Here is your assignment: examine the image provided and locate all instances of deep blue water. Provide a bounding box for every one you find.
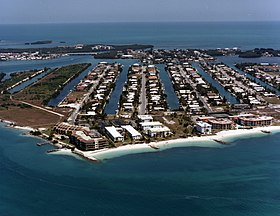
[1,22,280,50]
[157,64,180,110]
[1,22,280,215]
[104,59,138,114]
[1,124,280,215]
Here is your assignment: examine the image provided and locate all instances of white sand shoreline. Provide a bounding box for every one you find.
[1,120,280,162]
[81,126,280,161]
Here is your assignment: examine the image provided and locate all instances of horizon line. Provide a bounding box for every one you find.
[0,20,280,25]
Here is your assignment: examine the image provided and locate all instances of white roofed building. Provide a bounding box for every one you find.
[121,125,142,140]
[196,122,212,134]
[139,121,171,137]
[137,115,153,122]
[105,126,124,142]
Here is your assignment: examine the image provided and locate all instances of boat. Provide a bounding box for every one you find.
[261,130,271,134]
[212,139,230,145]
[149,144,160,150]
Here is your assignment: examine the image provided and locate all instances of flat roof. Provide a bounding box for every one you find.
[149,126,170,133]
[105,126,123,138]
[137,115,153,120]
[140,121,163,127]
[121,125,142,137]
[196,122,212,127]
[239,116,273,121]
[75,130,92,141]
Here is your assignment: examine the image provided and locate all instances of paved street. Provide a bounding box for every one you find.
[139,66,147,115]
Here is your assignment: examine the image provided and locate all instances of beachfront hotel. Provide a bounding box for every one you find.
[70,130,109,151]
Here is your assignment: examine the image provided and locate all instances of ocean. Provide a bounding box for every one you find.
[1,22,280,215]
[1,124,280,216]
[1,22,280,50]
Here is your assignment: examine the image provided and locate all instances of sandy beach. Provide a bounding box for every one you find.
[53,126,280,161]
[2,119,279,162]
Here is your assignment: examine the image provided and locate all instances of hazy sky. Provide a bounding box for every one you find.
[1,0,279,24]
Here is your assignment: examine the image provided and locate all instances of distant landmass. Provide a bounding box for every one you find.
[0,44,154,54]
[25,40,53,45]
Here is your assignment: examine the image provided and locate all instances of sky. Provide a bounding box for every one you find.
[0,0,279,24]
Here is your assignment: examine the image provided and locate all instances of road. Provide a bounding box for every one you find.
[139,66,147,115]
[19,101,65,117]
[178,67,213,113]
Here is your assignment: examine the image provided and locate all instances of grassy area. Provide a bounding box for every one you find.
[0,69,42,92]
[14,63,91,105]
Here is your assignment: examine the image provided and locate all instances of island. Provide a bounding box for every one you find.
[25,40,53,45]
[0,44,280,161]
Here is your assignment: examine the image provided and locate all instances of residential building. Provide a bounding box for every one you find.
[137,115,153,122]
[105,126,124,142]
[121,125,142,140]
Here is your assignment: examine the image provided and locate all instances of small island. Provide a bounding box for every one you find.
[25,40,53,45]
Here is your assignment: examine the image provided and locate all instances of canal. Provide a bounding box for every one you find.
[9,70,50,94]
[104,59,138,115]
[48,64,96,107]
[217,56,280,96]
[156,64,180,110]
[192,62,240,104]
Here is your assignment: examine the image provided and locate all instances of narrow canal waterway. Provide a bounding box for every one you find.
[9,69,50,94]
[104,59,138,115]
[156,64,180,110]
[192,62,240,104]
[47,64,96,107]
[217,56,280,96]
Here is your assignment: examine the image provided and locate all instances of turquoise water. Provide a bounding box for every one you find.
[1,124,280,215]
